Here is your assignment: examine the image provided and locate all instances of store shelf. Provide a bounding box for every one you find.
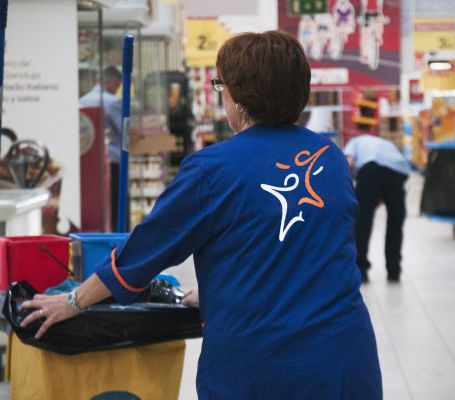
[426,141,455,150]
[129,165,163,180]
[129,154,168,227]
[129,183,166,198]
[426,214,455,224]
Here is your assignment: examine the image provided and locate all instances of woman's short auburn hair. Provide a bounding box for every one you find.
[216,30,311,125]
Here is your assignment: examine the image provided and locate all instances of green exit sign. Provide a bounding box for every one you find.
[289,0,328,15]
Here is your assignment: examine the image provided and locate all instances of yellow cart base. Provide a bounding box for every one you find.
[9,334,185,400]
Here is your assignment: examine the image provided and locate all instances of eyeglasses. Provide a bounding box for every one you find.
[211,78,224,92]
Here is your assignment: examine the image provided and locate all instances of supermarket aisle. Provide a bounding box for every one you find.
[0,172,454,399]
[173,172,455,400]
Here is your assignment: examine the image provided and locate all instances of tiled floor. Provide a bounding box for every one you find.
[1,172,454,399]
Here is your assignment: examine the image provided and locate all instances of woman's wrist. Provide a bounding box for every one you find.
[66,289,86,313]
[73,274,112,310]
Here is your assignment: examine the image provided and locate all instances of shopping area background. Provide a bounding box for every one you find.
[0,0,455,399]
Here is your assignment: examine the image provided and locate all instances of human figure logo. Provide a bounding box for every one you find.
[261,145,329,241]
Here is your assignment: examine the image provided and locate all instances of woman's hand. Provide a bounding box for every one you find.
[182,288,199,307]
[20,275,112,339]
[20,293,80,339]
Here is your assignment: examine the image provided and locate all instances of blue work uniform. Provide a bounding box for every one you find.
[95,123,382,400]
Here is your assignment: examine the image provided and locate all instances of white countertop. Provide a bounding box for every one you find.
[0,189,50,221]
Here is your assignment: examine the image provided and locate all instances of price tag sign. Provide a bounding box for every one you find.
[185,19,231,67]
[414,18,455,52]
[288,0,328,15]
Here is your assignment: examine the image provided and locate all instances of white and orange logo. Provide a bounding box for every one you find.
[260,145,329,241]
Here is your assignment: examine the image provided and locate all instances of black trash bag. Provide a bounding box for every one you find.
[421,148,455,217]
[3,280,202,356]
[136,279,185,304]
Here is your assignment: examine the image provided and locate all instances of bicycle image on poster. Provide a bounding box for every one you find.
[357,0,389,70]
[298,0,356,61]
[296,0,390,70]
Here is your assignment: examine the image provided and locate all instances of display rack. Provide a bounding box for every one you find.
[187,66,221,150]
[78,4,183,229]
[303,87,351,147]
[129,154,167,226]
[426,141,455,150]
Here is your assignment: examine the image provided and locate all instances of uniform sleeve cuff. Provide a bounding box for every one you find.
[94,251,144,305]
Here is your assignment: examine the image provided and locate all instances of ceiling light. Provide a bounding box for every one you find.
[428,61,452,71]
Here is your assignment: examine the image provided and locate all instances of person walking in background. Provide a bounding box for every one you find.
[22,31,382,399]
[80,66,142,231]
[344,134,411,283]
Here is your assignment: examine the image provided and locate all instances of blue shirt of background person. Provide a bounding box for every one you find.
[344,134,411,176]
[79,67,123,164]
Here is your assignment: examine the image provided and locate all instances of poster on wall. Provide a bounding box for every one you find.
[2,0,80,233]
[278,0,401,86]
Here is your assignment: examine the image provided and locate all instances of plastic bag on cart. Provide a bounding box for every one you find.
[3,280,202,355]
[420,148,455,217]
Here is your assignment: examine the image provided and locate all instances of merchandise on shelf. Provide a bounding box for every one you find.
[187,66,229,150]
[431,97,455,142]
[129,154,167,227]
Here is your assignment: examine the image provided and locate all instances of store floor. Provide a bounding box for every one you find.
[0,172,454,399]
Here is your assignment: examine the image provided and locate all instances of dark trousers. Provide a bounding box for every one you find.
[355,162,407,278]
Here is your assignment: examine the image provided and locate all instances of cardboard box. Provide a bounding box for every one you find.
[130,132,177,155]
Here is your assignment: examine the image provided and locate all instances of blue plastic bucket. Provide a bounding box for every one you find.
[69,233,129,281]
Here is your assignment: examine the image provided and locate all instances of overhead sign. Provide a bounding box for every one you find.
[185,18,231,67]
[414,18,455,52]
[288,0,328,15]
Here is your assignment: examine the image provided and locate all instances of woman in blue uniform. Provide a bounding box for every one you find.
[22,31,382,399]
